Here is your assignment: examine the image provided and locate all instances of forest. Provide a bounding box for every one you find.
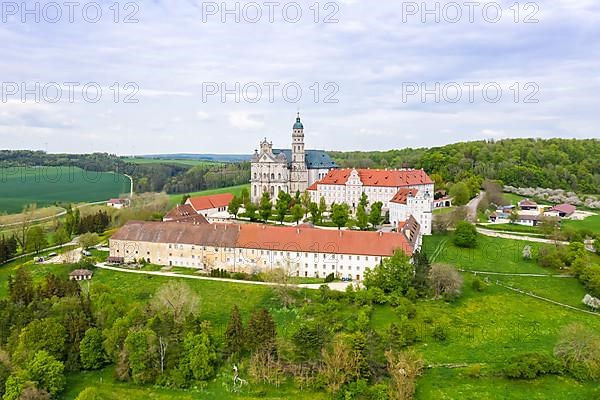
[330,138,600,193]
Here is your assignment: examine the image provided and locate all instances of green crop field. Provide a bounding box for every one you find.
[0,166,130,213]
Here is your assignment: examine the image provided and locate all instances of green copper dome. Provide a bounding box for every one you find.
[293,113,304,130]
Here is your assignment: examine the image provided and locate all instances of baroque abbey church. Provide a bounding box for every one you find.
[250,113,337,203]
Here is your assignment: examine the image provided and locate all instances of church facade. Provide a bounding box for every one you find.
[250,114,337,203]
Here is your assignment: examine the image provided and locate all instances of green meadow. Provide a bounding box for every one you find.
[1,232,599,399]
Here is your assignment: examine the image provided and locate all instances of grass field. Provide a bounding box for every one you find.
[169,184,250,206]
[3,231,600,399]
[562,213,600,232]
[478,223,542,235]
[0,166,130,213]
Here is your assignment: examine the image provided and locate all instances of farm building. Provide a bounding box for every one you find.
[69,269,93,281]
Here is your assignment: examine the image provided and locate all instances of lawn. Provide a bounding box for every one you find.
[424,234,546,274]
[169,184,250,206]
[0,166,130,213]
[478,223,542,235]
[562,213,600,232]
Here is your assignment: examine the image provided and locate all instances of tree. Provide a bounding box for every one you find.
[291,204,304,225]
[26,226,47,254]
[123,329,159,384]
[356,204,369,230]
[301,191,311,218]
[13,318,66,364]
[244,201,258,221]
[319,196,327,216]
[240,187,250,205]
[369,201,383,227]
[78,232,100,250]
[320,337,360,393]
[150,281,199,325]
[79,328,106,370]
[428,264,463,300]
[180,194,190,205]
[522,246,533,260]
[554,323,600,380]
[275,191,291,224]
[16,203,37,253]
[412,249,431,295]
[228,195,242,218]
[364,250,414,294]
[246,308,277,354]
[309,202,321,224]
[509,209,519,224]
[453,221,477,248]
[8,268,35,306]
[25,351,66,397]
[53,225,70,247]
[386,349,424,400]
[359,192,369,208]
[224,306,245,357]
[178,331,217,382]
[331,203,350,230]
[539,216,560,237]
[259,192,272,222]
[449,182,470,206]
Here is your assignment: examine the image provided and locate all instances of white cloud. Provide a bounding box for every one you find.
[228,112,264,131]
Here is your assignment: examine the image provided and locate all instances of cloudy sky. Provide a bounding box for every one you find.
[1,0,599,154]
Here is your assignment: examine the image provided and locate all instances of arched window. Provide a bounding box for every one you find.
[278,173,281,180]
[271,173,275,180]
[270,186,275,196]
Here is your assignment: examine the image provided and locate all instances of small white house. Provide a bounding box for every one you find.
[107,198,129,209]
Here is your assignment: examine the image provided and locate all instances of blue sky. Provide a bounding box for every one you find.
[1,0,599,154]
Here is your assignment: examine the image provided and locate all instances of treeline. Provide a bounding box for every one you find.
[0,151,250,194]
[330,138,600,193]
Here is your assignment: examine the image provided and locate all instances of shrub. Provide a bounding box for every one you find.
[394,296,417,319]
[324,273,335,283]
[432,324,448,341]
[554,323,600,381]
[471,277,485,292]
[504,352,562,379]
[429,264,464,300]
[466,363,482,378]
[453,221,477,248]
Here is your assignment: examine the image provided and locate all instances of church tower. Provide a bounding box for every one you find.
[290,112,308,194]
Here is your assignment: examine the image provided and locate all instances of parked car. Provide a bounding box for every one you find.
[81,250,92,257]
[48,252,57,257]
[34,257,45,263]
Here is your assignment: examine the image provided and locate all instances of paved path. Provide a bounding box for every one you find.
[476,227,569,245]
[466,191,484,222]
[95,263,351,291]
[458,268,572,278]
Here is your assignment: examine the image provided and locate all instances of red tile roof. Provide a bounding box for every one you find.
[310,169,433,188]
[549,204,576,215]
[163,204,209,224]
[111,221,414,257]
[518,199,538,206]
[186,193,234,211]
[390,188,419,204]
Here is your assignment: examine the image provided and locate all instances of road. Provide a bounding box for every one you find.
[0,201,107,229]
[466,191,484,222]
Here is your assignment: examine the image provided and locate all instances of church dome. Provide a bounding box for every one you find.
[293,113,303,130]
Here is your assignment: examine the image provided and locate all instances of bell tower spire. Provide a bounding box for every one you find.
[290,112,308,194]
